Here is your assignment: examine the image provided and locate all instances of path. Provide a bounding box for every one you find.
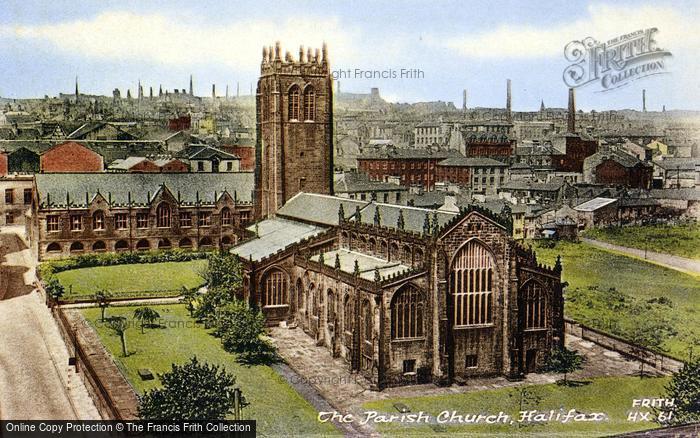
[0,228,99,420]
[581,237,700,275]
[270,325,648,436]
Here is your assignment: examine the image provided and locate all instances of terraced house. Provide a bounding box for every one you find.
[29,173,254,260]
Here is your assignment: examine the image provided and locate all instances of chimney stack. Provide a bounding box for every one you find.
[189,74,194,96]
[212,84,216,99]
[567,87,576,133]
[462,89,467,111]
[506,79,512,121]
[642,89,647,112]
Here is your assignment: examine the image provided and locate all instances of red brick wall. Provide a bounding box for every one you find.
[159,159,189,173]
[40,142,104,173]
[553,137,597,172]
[0,153,8,176]
[357,158,439,190]
[226,146,254,171]
[436,165,471,185]
[129,160,161,173]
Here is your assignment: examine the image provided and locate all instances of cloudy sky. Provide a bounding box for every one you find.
[0,0,698,110]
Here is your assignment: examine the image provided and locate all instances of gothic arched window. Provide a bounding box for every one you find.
[262,268,288,307]
[303,86,315,121]
[391,285,425,339]
[288,85,300,120]
[156,203,171,228]
[450,240,495,326]
[523,281,548,329]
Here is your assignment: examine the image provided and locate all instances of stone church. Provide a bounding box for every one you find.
[231,43,564,389]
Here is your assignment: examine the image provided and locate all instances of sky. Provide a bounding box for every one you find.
[0,0,698,111]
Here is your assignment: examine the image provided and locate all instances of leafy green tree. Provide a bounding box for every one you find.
[543,347,584,385]
[139,357,247,420]
[45,277,65,303]
[660,358,700,426]
[217,300,276,364]
[179,286,199,317]
[203,250,243,290]
[194,286,237,325]
[133,307,161,334]
[106,316,130,357]
[94,290,112,321]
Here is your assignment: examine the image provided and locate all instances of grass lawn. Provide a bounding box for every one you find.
[362,376,670,436]
[56,260,207,300]
[532,241,700,360]
[582,223,700,260]
[80,304,338,437]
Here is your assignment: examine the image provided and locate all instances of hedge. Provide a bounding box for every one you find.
[39,249,210,279]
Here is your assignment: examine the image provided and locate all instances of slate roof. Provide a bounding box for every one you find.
[500,179,566,192]
[230,217,327,262]
[437,157,508,167]
[310,249,411,282]
[653,158,698,171]
[353,202,458,234]
[35,173,254,207]
[408,191,447,208]
[574,197,618,212]
[180,144,240,160]
[277,193,369,226]
[358,147,462,160]
[334,172,406,193]
[108,156,148,171]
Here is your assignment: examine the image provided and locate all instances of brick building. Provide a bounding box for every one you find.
[29,173,254,260]
[254,42,334,219]
[436,157,509,194]
[40,141,104,173]
[0,175,34,226]
[357,148,461,191]
[551,134,598,173]
[583,150,653,189]
[168,115,191,131]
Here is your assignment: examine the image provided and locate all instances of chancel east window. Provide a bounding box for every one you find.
[450,241,494,326]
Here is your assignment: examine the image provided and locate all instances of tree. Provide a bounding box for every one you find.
[139,357,247,420]
[203,250,243,290]
[179,286,199,317]
[94,290,112,321]
[45,277,65,303]
[133,307,160,334]
[543,347,584,385]
[217,300,276,364]
[660,358,700,426]
[194,286,237,325]
[106,316,130,357]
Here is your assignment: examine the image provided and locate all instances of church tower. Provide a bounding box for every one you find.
[254,41,334,219]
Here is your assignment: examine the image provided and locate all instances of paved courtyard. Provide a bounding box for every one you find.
[0,228,99,420]
[270,324,648,434]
